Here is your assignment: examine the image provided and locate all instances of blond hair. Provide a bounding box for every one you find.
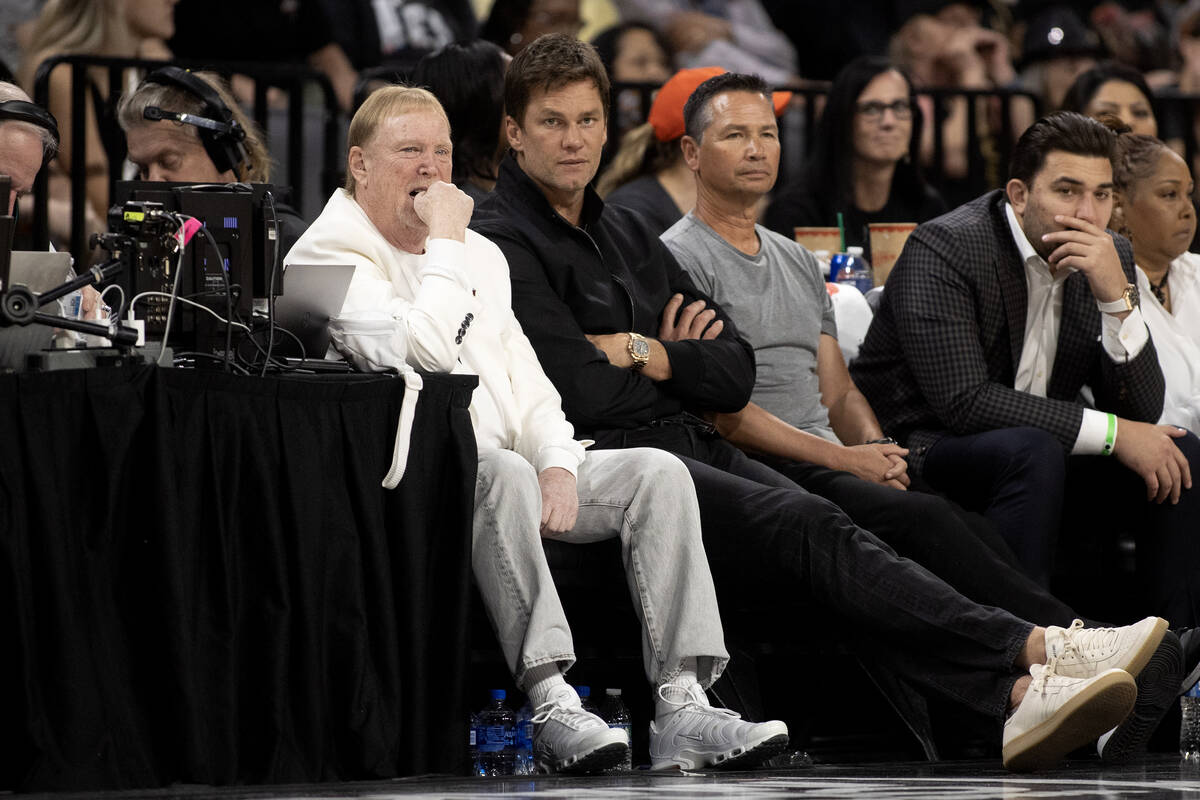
[19,0,122,89]
[117,70,272,183]
[345,85,450,196]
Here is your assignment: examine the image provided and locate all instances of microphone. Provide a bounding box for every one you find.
[179,216,203,247]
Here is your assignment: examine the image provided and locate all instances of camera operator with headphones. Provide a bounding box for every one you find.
[0,80,103,369]
[116,67,308,252]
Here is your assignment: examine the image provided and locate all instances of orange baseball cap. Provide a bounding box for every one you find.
[646,66,793,142]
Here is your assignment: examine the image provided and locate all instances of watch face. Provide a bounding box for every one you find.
[1126,283,1140,309]
[632,338,650,358]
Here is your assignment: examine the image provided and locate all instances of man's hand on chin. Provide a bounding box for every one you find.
[413,180,473,241]
[1042,215,1129,314]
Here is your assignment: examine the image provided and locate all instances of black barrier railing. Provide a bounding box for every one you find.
[31,55,342,264]
[605,81,1042,203]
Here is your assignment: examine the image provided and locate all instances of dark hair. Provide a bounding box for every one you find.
[504,32,610,129]
[1008,111,1116,185]
[1112,131,1173,195]
[412,40,508,187]
[1061,61,1157,120]
[800,55,926,216]
[591,21,672,81]
[682,72,770,141]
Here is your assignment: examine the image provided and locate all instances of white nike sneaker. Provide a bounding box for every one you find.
[1002,659,1136,772]
[1045,617,1168,680]
[531,684,628,774]
[649,683,789,771]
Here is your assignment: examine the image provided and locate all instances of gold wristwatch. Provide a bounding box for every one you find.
[627,332,650,371]
[1096,283,1140,314]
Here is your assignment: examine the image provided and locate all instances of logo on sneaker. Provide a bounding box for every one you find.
[680,732,706,742]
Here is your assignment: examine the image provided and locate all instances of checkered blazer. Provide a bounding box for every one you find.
[851,189,1165,474]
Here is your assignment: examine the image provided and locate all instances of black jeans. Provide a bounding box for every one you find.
[923,426,1200,627]
[609,421,1032,719]
[755,453,1083,629]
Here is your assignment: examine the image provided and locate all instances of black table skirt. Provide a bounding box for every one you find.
[0,365,478,791]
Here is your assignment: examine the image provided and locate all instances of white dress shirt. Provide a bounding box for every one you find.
[1005,202,1149,454]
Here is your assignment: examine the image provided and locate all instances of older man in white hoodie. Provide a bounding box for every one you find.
[285,86,787,774]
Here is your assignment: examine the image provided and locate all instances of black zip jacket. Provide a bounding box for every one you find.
[470,155,756,446]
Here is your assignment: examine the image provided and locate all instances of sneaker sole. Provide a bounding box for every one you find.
[651,723,790,771]
[537,741,628,775]
[1003,670,1136,773]
[1101,631,1184,763]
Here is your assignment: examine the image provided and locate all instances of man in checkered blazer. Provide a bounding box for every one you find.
[852,112,1200,628]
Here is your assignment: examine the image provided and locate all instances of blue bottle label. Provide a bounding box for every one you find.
[479,725,513,751]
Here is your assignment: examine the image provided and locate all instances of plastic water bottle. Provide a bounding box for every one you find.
[831,246,874,294]
[601,688,633,771]
[477,689,515,776]
[468,711,483,776]
[1183,681,1200,760]
[514,700,534,775]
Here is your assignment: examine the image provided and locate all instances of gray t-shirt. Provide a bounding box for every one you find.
[662,211,839,442]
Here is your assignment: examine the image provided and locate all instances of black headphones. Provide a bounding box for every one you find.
[0,100,59,166]
[141,66,248,177]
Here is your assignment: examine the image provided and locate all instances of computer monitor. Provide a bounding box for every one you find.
[110,181,284,350]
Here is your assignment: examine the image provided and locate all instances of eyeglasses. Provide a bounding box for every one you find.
[855,99,913,121]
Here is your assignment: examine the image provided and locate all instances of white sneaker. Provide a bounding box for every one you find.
[1045,617,1168,680]
[1002,659,1136,772]
[531,684,628,774]
[649,683,789,771]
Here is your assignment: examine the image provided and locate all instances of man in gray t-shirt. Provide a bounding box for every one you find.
[663,211,839,444]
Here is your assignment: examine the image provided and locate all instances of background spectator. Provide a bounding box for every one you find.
[1063,60,1200,252]
[319,0,478,74]
[612,0,798,85]
[1061,60,1161,137]
[1110,129,1200,432]
[0,0,44,82]
[169,0,358,111]
[890,10,1030,202]
[593,20,674,147]
[481,0,584,56]
[1016,4,1103,112]
[409,39,509,201]
[592,20,672,84]
[763,55,945,261]
[19,0,176,238]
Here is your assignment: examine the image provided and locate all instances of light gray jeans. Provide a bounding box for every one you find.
[473,446,729,691]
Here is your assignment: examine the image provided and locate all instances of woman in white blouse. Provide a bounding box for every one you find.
[1111,130,1200,431]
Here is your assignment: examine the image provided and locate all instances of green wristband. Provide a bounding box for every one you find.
[1101,413,1116,456]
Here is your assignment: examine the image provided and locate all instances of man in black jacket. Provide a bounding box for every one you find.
[469,32,1174,770]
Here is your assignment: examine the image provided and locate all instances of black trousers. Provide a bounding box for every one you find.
[923,426,1200,627]
[755,454,1083,629]
[607,421,1032,720]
